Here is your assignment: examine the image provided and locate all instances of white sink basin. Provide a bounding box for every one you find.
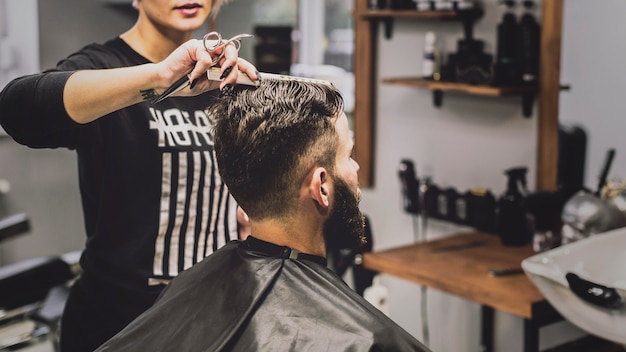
[522,227,626,345]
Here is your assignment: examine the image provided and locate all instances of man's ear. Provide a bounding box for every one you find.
[310,167,330,208]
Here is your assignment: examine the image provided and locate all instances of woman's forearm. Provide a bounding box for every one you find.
[63,63,167,124]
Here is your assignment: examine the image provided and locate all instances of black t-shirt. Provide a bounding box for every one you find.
[0,37,237,335]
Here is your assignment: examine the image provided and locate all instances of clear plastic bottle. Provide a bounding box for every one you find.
[421,31,441,80]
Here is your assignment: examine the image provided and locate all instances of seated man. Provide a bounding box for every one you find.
[95,80,429,351]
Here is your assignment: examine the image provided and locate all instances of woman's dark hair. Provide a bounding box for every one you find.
[209,79,344,220]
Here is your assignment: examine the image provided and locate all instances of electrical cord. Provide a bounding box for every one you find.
[412,212,429,347]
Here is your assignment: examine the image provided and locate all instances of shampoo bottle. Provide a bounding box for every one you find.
[517,0,541,86]
[467,187,497,233]
[421,31,441,80]
[497,167,531,246]
[494,0,520,86]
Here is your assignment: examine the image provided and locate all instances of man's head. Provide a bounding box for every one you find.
[209,80,366,249]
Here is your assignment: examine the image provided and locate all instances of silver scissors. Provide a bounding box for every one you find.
[152,32,254,104]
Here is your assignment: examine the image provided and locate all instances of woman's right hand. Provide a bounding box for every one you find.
[157,38,258,95]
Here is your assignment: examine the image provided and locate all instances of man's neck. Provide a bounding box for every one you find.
[250,217,326,257]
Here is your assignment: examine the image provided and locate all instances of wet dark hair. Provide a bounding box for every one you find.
[209,79,344,220]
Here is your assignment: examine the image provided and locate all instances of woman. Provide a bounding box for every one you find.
[0,1,257,350]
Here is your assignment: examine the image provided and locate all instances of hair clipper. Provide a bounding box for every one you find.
[398,159,420,215]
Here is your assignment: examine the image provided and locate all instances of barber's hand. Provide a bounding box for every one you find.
[156,39,258,96]
[204,39,258,90]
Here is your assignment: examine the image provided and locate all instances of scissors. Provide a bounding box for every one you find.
[152,32,254,104]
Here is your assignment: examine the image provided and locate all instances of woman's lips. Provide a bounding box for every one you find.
[175,3,202,16]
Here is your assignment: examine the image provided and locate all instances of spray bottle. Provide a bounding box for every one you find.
[497,167,532,246]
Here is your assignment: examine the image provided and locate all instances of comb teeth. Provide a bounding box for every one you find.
[256,72,334,87]
[206,67,333,87]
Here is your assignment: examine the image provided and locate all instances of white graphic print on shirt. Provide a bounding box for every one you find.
[148,107,233,284]
[148,107,213,147]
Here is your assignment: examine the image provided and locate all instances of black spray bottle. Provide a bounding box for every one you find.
[497,167,532,246]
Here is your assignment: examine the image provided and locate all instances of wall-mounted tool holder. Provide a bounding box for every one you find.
[424,183,498,233]
[397,159,499,233]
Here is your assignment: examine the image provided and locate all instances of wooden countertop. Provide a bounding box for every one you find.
[362,232,551,319]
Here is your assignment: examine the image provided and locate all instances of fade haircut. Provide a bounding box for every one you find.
[209,79,344,220]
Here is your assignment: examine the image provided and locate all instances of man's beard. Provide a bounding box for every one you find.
[323,177,367,251]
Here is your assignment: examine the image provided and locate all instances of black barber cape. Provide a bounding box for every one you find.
[95,236,430,351]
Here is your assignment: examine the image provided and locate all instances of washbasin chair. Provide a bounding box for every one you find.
[522,227,626,345]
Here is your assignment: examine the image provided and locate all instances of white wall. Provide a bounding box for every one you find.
[38,1,137,70]
[559,0,626,189]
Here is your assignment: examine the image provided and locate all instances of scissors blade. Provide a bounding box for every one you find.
[228,33,255,42]
[152,75,191,104]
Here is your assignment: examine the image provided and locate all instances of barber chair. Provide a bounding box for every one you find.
[328,215,377,296]
[0,191,80,350]
[0,213,30,243]
[0,252,80,351]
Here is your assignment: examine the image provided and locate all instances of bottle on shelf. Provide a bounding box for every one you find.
[467,187,497,233]
[413,0,440,11]
[368,0,380,10]
[497,167,533,246]
[517,0,541,86]
[394,0,420,9]
[421,31,442,80]
[441,187,458,222]
[493,0,520,86]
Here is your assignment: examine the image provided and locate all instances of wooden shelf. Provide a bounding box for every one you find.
[359,9,467,20]
[382,77,537,117]
[381,78,534,96]
[360,8,483,39]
